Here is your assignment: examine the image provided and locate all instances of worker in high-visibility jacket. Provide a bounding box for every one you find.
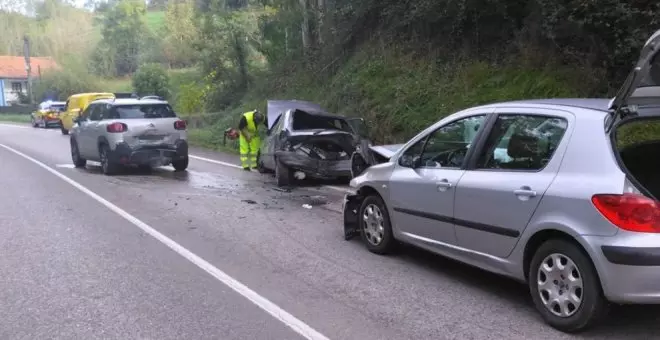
[238,110,265,170]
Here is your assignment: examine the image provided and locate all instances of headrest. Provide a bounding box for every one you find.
[507,132,539,159]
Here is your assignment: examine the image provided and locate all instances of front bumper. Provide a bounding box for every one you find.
[44,118,61,126]
[583,234,660,304]
[276,151,352,179]
[343,192,363,240]
[110,140,188,166]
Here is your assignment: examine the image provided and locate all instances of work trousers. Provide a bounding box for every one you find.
[239,135,260,168]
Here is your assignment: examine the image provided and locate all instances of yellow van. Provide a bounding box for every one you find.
[59,92,115,135]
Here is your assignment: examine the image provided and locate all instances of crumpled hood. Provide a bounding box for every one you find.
[368,143,405,159]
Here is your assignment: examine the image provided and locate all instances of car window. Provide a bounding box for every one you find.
[398,136,427,167]
[417,115,486,169]
[89,105,103,121]
[80,104,95,120]
[106,104,176,119]
[475,114,568,171]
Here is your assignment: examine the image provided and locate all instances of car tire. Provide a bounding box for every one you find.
[70,138,86,168]
[275,157,293,187]
[172,157,189,172]
[99,144,118,176]
[358,194,397,255]
[60,125,69,135]
[31,117,38,127]
[528,239,608,333]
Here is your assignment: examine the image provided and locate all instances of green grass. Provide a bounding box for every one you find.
[0,114,31,124]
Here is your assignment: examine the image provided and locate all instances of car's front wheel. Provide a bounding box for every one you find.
[60,124,69,135]
[172,157,189,172]
[99,144,118,175]
[70,139,86,168]
[358,194,397,254]
[528,239,608,333]
[31,117,38,127]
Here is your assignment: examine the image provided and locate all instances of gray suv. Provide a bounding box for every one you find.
[69,98,189,175]
[343,29,660,332]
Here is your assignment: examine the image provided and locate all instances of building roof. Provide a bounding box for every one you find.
[0,56,60,79]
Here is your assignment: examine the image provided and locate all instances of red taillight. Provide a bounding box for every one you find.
[106,122,127,133]
[174,120,186,130]
[592,193,660,233]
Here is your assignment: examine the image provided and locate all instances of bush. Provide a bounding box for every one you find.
[132,63,171,99]
[33,70,101,102]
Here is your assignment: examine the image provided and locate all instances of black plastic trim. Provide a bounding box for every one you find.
[601,245,660,266]
[393,207,520,238]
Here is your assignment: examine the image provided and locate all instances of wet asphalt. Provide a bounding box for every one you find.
[0,123,659,340]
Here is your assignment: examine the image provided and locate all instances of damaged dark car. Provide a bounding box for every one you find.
[256,100,369,187]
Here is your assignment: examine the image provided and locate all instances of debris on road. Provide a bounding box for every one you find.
[272,186,291,193]
[242,199,257,204]
[302,204,313,209]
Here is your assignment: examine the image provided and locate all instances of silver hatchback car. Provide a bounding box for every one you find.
[69,98,189,175]
[343,30,660,332]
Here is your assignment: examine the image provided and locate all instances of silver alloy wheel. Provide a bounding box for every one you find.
[537,253,584,317]
[362,204,385,246]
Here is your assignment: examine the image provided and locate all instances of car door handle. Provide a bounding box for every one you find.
[514,187,537,197]
[436,179,453,191]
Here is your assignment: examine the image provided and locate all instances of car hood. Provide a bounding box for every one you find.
[368,143,405,159]
[266,100,328,130]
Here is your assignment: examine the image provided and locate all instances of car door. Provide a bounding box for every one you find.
[388,114,488,247]
[85,104,106,159]
[453,108,572,258]
[77,104,97,158]
[262,112,285,170]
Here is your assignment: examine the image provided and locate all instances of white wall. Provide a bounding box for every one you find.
[2,78,28,105]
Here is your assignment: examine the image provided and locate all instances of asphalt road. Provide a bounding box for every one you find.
[1,123,659,340]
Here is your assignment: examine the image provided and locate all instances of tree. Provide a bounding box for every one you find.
[132,63,171,98]
[99,0,148,75]
[162,0,199,67]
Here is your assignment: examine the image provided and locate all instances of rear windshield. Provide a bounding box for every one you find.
[51,104,65,111]
[107,104,176,119]
[291,109,352,132]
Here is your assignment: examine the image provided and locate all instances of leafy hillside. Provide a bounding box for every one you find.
[3,0,658,151]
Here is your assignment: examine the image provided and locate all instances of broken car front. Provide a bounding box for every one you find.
[257,100,368,186]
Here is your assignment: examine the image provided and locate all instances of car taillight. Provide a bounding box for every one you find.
[107,122,127,133]
[174,120,186,130]
[592,193,660,233]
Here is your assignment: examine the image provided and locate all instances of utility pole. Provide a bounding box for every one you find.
[23,35,33,104]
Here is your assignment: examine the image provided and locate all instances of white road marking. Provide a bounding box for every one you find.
[189,154,243,169]
[188,154,354,194]
[0,143,330,340]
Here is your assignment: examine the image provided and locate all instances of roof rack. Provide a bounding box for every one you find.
[140,95,164,100]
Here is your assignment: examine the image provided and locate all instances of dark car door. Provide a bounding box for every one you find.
[262,113,285,170]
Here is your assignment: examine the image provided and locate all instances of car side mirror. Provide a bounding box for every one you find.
[399,155,419,168]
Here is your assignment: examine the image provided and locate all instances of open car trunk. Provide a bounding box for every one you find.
[616,118,660,199]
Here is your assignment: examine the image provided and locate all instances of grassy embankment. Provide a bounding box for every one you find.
[0,114,31,124]
[188,45,590,153]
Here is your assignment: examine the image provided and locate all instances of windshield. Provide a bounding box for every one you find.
[51,104,65,111]
[107,104,177,119]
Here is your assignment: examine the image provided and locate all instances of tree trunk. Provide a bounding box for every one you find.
[299,0,309,50]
